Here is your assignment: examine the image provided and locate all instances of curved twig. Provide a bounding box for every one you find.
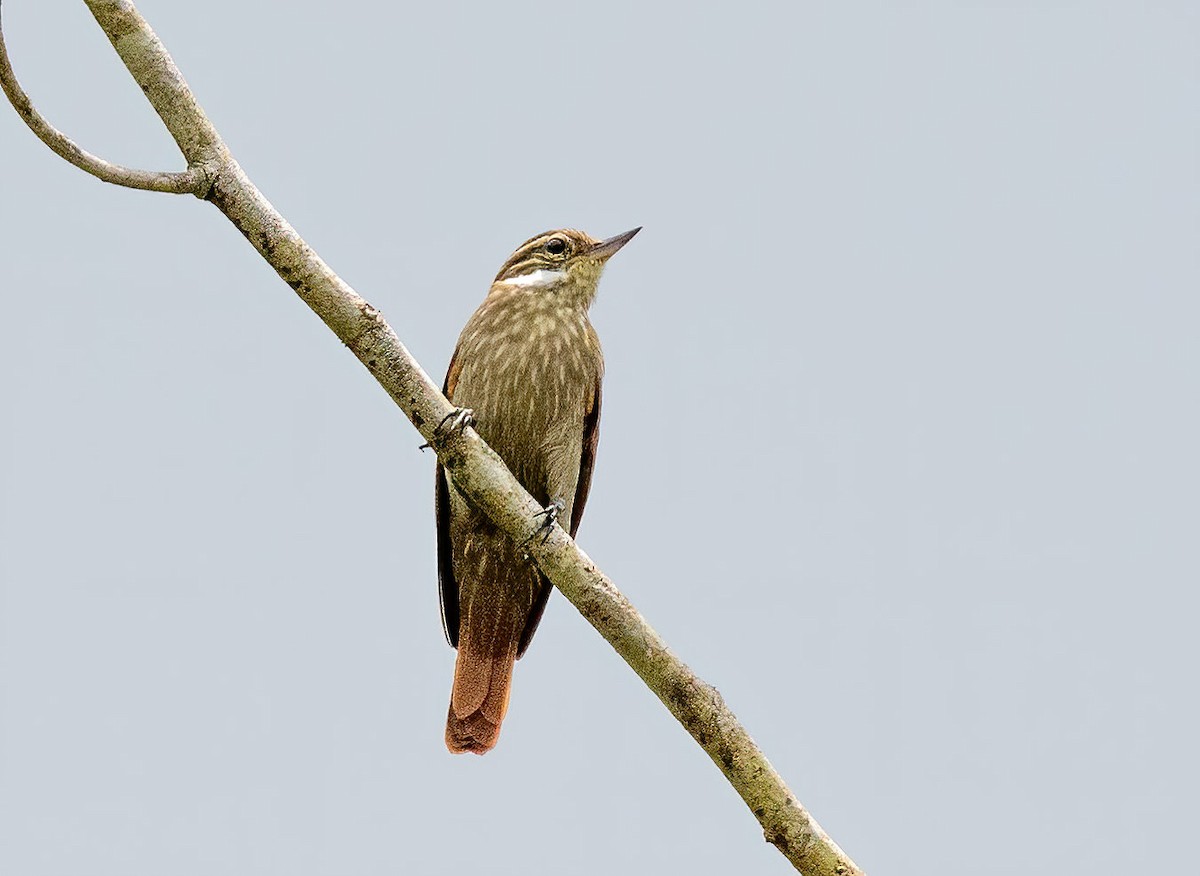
[1,2,866,874]
[0,1,205,194]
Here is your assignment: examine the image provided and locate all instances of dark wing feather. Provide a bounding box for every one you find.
[517,573,552,658]
[436,352,465,648]
[436,465,458,647]
[570,378,602,537]
[517,375,602,656]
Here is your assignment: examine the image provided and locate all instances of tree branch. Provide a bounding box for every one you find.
[0,3,206,193]
[1,2,864,873]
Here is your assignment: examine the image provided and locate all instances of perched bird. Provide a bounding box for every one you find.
[436,227,640,754]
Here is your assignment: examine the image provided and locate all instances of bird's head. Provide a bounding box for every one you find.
[490,227,640,308]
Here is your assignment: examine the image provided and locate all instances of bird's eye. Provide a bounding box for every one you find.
[545,238,567,256]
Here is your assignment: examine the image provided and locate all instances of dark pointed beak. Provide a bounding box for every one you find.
[588,226,641,260]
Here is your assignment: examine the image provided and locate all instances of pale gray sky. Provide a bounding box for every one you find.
[1,2,1197,874]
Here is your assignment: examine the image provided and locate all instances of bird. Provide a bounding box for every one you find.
[435,226,640,754]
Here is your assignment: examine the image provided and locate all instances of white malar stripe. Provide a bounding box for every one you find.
[498,269,564,288]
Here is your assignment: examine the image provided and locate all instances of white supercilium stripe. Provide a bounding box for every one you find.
[498,269,564,288]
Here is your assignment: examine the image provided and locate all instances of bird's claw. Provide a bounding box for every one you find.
[439,407,476,434]
[527,499,566,545]
[419,407,476,451]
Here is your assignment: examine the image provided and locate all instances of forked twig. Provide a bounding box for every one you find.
[0,3,205,193]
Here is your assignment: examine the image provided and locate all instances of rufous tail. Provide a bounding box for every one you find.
[445,632,518,754]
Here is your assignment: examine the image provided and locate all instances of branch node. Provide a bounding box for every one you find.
[0,2,206,195]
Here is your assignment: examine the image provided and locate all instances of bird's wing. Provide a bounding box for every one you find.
[436,351,465,648]
[516,374,602,657]
[570,376,602,537]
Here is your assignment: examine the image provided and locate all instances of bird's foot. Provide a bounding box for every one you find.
[419,407,476,450]
[438,407,476,435]
[527,498,566,545]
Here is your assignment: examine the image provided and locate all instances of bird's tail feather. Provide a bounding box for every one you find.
[445,615,519,755]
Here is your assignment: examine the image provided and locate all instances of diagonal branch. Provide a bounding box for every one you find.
[0,2,865,873]
[0,3,205,193]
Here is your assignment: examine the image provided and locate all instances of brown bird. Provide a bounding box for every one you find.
[436,226,640,754]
